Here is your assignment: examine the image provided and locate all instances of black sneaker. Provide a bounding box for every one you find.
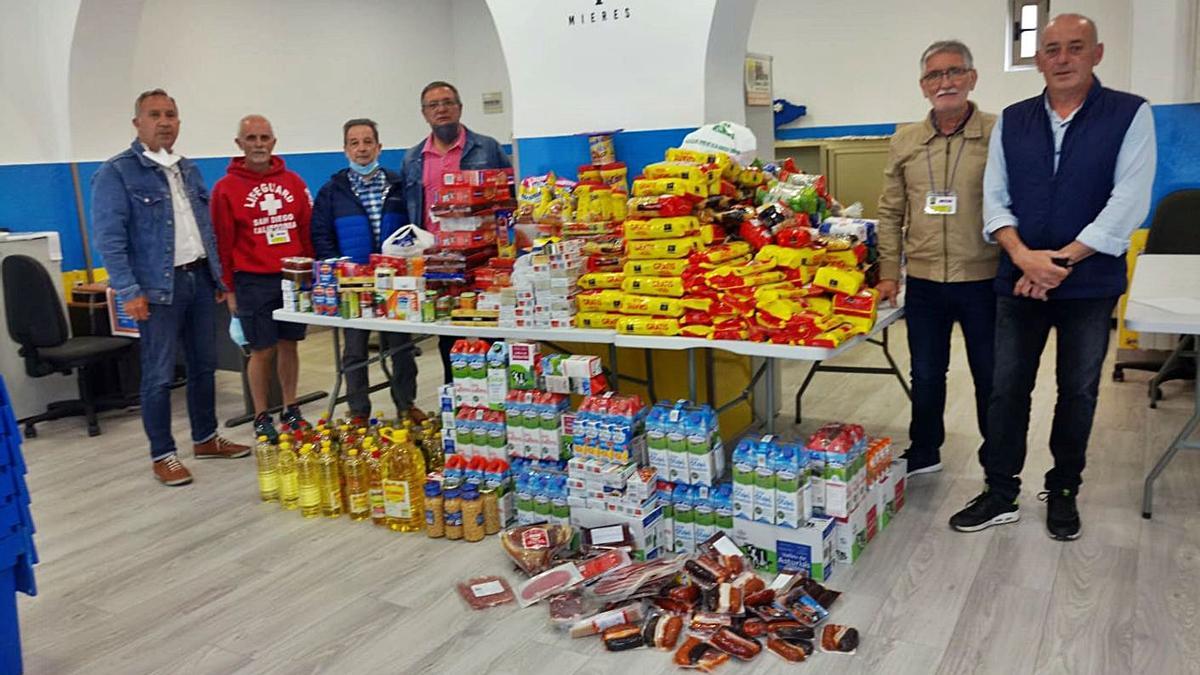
[949,491,1020,532]
[280,406,309,431]
[1039,490,1081,541]
[253,413,279,443]
[901,450,943,476]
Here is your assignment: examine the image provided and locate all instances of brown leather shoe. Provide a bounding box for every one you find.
[193,436,251,459]
[153,454,193,486]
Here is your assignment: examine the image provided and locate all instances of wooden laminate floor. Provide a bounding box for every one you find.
[15,323,1200,674]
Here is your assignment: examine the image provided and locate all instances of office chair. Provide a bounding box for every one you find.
[1113,188,1200,406]
[2,255,134,437]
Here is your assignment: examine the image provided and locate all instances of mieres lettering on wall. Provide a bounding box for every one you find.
[567,0,632,26]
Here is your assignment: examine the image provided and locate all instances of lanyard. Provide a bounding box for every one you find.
[925,134,968,193]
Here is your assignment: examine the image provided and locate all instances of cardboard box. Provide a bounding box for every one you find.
[732,517,837,582]
[570,504,663,559]
[834,499,869,565]
[508,342,539,390]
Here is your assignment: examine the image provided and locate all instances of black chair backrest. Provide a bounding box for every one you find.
[2,254,69,348]
[1144,188,1200,254]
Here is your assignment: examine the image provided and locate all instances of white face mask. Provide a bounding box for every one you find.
[142,145,181,168]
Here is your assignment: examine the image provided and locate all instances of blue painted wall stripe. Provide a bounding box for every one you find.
[775,123,898,140]
[514,128,693,182]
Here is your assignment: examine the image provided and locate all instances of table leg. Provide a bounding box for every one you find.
[765,357,777,434]
[609,343,620,393]
[705,349,715,407]
[687,349,698,403]
[326,327,344,421]
[1142,347,1200,519]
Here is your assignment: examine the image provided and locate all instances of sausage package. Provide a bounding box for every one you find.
[628,237,703,260]
[624,216,701,241]
[622,276,686,298]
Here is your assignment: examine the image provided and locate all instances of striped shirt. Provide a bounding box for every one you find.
[348,168,388,242]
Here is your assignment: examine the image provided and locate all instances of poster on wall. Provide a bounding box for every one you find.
[106,287,140,338]
[745,53,773,106]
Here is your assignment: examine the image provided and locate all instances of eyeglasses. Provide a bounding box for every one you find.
[921,67,972,84]
[422,99,461,111]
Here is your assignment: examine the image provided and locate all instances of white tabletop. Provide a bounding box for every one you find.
[274,305,903,362]
[1123,254,1200,335]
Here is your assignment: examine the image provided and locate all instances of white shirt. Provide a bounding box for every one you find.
[142,144,206,266]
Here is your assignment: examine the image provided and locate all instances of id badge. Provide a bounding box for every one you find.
[924,191,958,215]
[266,225,292,245]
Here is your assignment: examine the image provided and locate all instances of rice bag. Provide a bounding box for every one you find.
[617,316,681,336]
[690,241,752,266]
[813,267,865,295]
[680,325,714,338]
[628,237,703,260]
[626,195,696,219]
[621,294,686,317]
[576,290,625,313]
[575,312,624,329]
[578,272,626,290]
[624,258,693,277]
[754,244,812,269]
[632,177,707,199]
[624,216,701,241]
[622,276,686,298]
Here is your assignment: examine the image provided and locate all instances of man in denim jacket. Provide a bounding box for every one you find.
[401,81,511,383]
[92,89,249,487]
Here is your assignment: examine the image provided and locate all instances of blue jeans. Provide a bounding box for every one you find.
[983,294,1118,501]
[904,277,997,464]
[138,265,219,460]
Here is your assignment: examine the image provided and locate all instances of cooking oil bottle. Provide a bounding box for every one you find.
[383,429,426,532]
[296,444,322,518]
[277,441,299,510]
[318,443,342,518]
[254,435,279,502]
[366,445,387,526]
[343,448,371,522]
[421,420,445,472]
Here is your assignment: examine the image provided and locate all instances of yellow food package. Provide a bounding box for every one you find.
[692,241,752,266]
[665,147,734,179]
[578,272,625,290]
[680,324,714,338]
[795,246,826,267]
[627,237,703,260]
[624,216,701,240]
[643,161,708,183]
[823,248,860,268]
[575,312,624,329]
[755,282,815,303]
[609,191,628,221]
[836,314,875,335]
[631,177,707,198]
[754,244,810,269]
[622,276,686,298]
[736,167,768,188]
[600,162,628,193]
[798,296,834,318]
[695,254,751,271]
[624,258,693,277]
[575,290,625,313]
[621,294,686,317]
[617,316,681,336]
[813,266,865,295]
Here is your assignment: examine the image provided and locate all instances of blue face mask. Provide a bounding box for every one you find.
[349,160,379,176]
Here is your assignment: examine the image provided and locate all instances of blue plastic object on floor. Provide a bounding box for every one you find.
[0,375,37,675]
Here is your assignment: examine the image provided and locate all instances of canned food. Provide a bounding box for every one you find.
[458,292,477,311]
[436,295,453,319]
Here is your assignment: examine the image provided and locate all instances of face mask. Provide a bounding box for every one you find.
[142,146,181,168]
[349,160,379,176]
[433,123,460,144]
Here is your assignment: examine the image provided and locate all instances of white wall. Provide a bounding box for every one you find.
[750,0,1134,129]
[450,0,513,143]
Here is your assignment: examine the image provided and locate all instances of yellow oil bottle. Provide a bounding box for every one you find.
[277,441,299,510]
[343,448,371,521]
[318,444,342,518]
[253,435,279,502]
[296,444,322,518]
[383,429,426,532]
[366,446,387,526]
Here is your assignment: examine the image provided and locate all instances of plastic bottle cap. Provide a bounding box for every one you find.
[257,435,269,442]
[348,449,358,457]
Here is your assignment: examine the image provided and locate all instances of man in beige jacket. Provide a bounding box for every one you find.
[876,40,1000,476]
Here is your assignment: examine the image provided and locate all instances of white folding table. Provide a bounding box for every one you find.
[1122,254,1200,519]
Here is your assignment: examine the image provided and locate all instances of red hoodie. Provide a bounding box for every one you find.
[211,156,314,290]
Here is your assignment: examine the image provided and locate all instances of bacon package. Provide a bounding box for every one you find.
[500,523,574,576]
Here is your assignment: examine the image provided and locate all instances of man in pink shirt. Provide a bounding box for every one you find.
[401,80,512,383]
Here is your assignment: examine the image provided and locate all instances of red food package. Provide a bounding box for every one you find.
[774,224,813,248]
[627,195,696,218]
[517,562,585,607]
[457,575,517,610]
[738,219,773,251]
[833,288,879,317]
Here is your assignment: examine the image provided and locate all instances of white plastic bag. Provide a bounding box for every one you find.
[381,224,435,258]
[681,121,758,165]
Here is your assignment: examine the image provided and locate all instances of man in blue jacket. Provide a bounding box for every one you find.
[401,81,511,383]
[311,118,418,422]
[949,14,1156,540]
[92,89,250,487]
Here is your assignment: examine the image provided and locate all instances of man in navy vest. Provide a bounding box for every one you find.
[949,14,1156,540]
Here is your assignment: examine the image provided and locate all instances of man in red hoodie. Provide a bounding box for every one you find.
[211,114,313,441]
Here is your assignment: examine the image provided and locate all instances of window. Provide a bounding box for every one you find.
[1008,0,1049,69]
